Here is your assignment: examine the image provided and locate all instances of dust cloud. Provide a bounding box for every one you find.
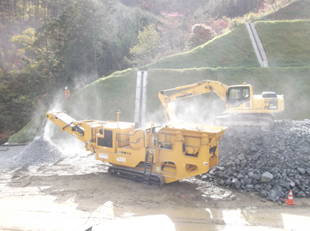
[147,94,226,127]
[171,95,225,124]
[42,84,92,156]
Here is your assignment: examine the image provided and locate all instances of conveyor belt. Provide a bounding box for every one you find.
[53,112,76,125]
[50,112,85,135]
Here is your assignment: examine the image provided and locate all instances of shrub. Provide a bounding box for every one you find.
[187,23,214,49]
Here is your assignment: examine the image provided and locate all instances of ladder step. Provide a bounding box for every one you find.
[143,151,155,184]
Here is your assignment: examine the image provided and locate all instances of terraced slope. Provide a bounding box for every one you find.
[144,20,310,70]
[255,20,310,67]
[144,24,260,69]
[266,0,310,20]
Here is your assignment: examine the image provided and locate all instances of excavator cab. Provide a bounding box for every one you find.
[226,85,251,108]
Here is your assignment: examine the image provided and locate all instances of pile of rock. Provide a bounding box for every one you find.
[201,120,310,202]
[12,137,63,166]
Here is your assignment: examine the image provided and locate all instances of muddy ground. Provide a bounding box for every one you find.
[1,145,310,231]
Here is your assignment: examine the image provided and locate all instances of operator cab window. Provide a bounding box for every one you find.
[97,130,113,148]
[228,87,250,100]
[227,86,250,107]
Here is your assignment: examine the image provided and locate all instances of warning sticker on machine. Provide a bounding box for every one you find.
[99,153,109,159]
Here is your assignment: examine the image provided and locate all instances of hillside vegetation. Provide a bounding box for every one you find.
[145,20,310,69]
[8,0,310,143]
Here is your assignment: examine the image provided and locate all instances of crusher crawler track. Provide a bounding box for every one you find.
[108,166,165,187]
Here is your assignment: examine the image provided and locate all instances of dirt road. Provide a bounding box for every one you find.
[0,146,310,231]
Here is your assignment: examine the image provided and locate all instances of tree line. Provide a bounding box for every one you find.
[0,0,159,143]
[0,0,74,28]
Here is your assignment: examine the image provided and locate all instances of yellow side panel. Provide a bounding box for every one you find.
[116,147,146,167]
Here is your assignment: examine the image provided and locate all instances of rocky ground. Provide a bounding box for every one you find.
[202,120,310,203]
[0,120,310,230]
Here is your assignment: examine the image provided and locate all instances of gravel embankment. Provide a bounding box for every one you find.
[201,120,310,202]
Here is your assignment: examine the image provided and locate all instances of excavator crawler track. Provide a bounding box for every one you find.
[108,166,165,187]
[214,113,274,128]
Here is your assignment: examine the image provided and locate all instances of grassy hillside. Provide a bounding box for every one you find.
[255,20,310,67]
[144,24,260,69]
[9,66,310,143]
[144,20,310,70]
[266,0,310,20]
[63,68,137,122]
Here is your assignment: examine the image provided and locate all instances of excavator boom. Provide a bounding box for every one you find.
[158,80,228,121]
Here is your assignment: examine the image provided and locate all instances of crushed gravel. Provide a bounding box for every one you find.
[6,119,310,203]
[200,120,310,203]
[12,137,63,166]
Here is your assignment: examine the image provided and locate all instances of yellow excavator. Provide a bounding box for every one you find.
[158,80,285,128]
[46,111,226,186]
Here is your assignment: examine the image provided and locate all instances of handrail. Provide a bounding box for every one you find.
[116,129,146,148]
[157,131,200,149]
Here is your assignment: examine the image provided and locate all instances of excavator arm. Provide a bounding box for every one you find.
[158,80,229,121]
